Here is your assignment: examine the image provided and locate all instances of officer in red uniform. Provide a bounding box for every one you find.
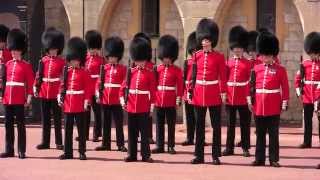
[251,32,289,167]
[120,37,156,163]
[58,37,91,160]
[0,24,12,64]
[95,36,127,152]
[133,32,156,144]
[151,35,183,154]
[295,32,320,148]
[0,29,34,159]
[35,27,65,150]
[188,18,227,165]
[84,30,103,142]
[223,26,251,157]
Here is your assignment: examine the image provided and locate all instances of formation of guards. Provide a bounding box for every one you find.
[0,17,319,169]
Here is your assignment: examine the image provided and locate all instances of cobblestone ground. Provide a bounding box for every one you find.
[0,124,319,180]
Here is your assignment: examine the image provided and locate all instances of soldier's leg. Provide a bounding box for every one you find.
[139,113,151,160]
[39,99,51,147]
[154,107,165,151]
[92,96,102,139]
[16,105,26,156]
[3,105,15,155]
[52,100,63,147]
[184,101,195,144]
[127,113,138,159]
[302,103,313,147]
[209,105,222,162]
[64,114,74,156]
[75,113,86,159]
[268,115,280,164]
[193,106,206,161]
[254,116,267,163]
[113,105,125,149]
[239,105,251,151]
[225,105,237,153]
[166,107,176,151]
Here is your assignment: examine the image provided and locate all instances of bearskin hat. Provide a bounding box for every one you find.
[7,28,27,54]
[186,31,201,56]
[41,27,65,55]
[129,37,152,61]
[66,37,87,65]
[256,32,279,56]
[158,35,179,61]
[196,18,219,48]
[304,32,320,54]
[85,30,102,49]
[228,25,248,50]
[104,36,124,60]
[0,24,9,43]
[133,32,151,47]
[247,31,259,52]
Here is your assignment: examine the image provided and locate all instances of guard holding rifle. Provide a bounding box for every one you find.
[35,27,65,150]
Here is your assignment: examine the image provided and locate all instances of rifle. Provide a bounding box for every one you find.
[35,60,44,96]
[99,63,105,101]
[0,62,6,98]
[250,69,256,105]
[299,55,305,95]
[183,49,188,90]
[124,58,131,105]
[189,52,197,100]
[60,65,68,104]
[153,48,158,82]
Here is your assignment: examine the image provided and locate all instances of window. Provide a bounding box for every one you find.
[257,0,276,33]
[141,0,159,37]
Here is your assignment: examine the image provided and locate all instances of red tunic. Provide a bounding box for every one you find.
[155,64,183,107]
[183,59,192,101]
[3,59,34,105]
[226,57,251,105]
[96,63,126,105]
[187,50,227,106]
[0,48,12,64]
[119,65,156,113]
[85,53,104,97]
[295,59,320,104]
[61,67,91,113]
[35,55,65,99]
[253,63,289,116]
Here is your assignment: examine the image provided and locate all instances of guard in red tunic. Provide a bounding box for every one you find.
[95,36,127,152]
[151,35,183,154]
[58,37,91,160]
[188,18,227,165]
[295,32,320,148]
[0,29,34,159]
[0,24,12,64]
[84,30,104,142]
[35,28,65,150]
[223,26,251,157]
[251,32,289,167]
[120,37,156,163]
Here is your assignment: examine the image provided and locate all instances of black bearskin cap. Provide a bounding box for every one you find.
[196,18,219,48]
[85,30,102,49]
[257,32,279,56]
[104,36,124,60]
[158,35,179,61]
[66,37,87,65]
[42,27,65,55]
[304,32,320,54]
[7,28,27,54]
[228,25,248,50]
[129,37,152,61]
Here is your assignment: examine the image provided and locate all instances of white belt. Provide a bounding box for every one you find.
[157,86,176,91]
[66,90,84,95]
[129,89,149,95]
[256,89,280,94]
[42,78,60,82]
[227,81,248,87]
[91,74,99,78]
[196,80,219,85]
[104,83,121,88]
[304,80,320,85]
[6,81,24,86]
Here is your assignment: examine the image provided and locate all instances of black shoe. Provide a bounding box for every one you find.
[251,161,265,166]
[124,156,137,162]
[56,144,64,150]
[222,149,234,156]
[181,140,194,146]
[298,143,311,149]
[152,147,165,154]
[117,146,128,152]
[317,164,320,169]
[92,136,99,142]
[142,157,154,163]
[79,153,87,160]
[212,157,221,165]
[270,161,281,168]
[36,144,50,150]
[191,157,204,164]
[149,138,155,144]
[59,154,73,160]
[75,137,79,141]
[0,152,14,158]
[236,141,242,147]
[167,147,176,154]
[204,142,209,146]
[95,145,111,151]
[18,152,26,159]
[243,150,250,157]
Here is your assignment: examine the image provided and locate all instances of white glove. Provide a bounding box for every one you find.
[296,88,301,97]
[247,96,253,112]
[95,91,100,103]
[57,94,63,106]
[84,99,89,111]
[150,104,155,113]
[282,100,288,111]
[120,96,125,109]
[221,93,226,104]
[33,86,38,97]
[314,101,318,112]
[26,94,32,106]
[176,96,181,106]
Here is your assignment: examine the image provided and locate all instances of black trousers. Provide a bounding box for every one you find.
[148,115,153,139]
[303,103,320,145]
[225,105,251,150]
[4,105,26,153]
[194,105,221,159]
[64,113,86,155]
[185,101,196,142]
[127,112,150,159]
[155,107,176,149]
[255,115,280,163]
[40,99,62,146]
[101,105,125,147]
[85,96,102,139]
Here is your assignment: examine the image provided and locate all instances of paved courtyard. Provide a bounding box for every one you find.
[0,124,319,180]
